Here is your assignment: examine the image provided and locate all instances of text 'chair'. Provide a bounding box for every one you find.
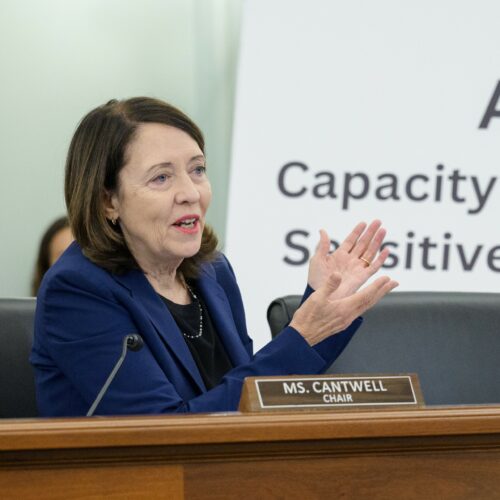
[267,292,500,405]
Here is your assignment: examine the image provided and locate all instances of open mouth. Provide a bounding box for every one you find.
[173,215,200,232]
[174,217,197,228]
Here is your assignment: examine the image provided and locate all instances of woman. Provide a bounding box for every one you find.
[31,216,74,296]
[30,97,397,417]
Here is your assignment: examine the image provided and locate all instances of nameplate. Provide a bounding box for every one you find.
[238,374,424,412]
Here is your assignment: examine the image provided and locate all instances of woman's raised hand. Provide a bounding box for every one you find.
[290,271,398,346]
[307,220,391,300]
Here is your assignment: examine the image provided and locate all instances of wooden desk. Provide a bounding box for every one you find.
[1,405,499,499]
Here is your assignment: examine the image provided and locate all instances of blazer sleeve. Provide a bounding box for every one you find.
[210,255,361,383]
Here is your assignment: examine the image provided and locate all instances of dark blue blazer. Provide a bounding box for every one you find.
[31,242,360,416]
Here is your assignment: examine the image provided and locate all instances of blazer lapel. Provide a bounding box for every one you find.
[112,270,206,393]
[197,269,251,367]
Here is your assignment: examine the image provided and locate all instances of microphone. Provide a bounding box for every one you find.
[86,334,144,416]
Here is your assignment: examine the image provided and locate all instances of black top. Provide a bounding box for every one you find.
[159,286,233,391]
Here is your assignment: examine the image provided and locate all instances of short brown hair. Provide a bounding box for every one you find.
[64,97,218,278]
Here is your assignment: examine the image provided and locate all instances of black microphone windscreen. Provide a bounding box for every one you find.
[126,334,144,352]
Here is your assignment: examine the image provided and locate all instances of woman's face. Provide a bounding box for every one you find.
[107,123,212,271]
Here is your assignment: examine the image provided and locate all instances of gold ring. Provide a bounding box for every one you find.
[359,257,371,267]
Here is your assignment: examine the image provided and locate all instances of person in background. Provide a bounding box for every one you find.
[31,216,74,296]
[31,97,398,417]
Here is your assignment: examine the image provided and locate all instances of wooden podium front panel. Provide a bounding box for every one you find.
[3,464,183,500]
[185,449,499,499]
[1,406,499,499]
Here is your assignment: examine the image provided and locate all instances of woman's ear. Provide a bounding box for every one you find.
[103,189,119,222]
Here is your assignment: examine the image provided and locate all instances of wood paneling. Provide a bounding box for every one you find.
[0,405,499,499]
[186,453,500,500]
[1,464,183,500]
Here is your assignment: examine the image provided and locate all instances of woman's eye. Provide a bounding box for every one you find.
[152,174,168,184]
[194,166,207,176]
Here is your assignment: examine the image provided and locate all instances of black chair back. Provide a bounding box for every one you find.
[267,292,500,405]
[0,298,38,418]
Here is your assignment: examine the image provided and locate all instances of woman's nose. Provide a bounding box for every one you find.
[174,174,201,204]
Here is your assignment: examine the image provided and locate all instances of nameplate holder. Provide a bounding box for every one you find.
[238,373,424,412]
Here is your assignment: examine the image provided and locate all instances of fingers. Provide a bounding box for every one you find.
[358,246,390,280]
[337,220,385,263]
[314,229,331,258]
[367,247,390,274]
[360,227,386,262]
[351,220,382,258]
[346,275,399,316]
[292,273,398,346]
[338,222,367,252]
[361,276,399,312]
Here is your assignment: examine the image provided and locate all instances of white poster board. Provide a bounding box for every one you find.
[227,0,500,349]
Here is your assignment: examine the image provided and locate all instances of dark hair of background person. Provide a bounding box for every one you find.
[64,97,218,279]
[32,216,71,295]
